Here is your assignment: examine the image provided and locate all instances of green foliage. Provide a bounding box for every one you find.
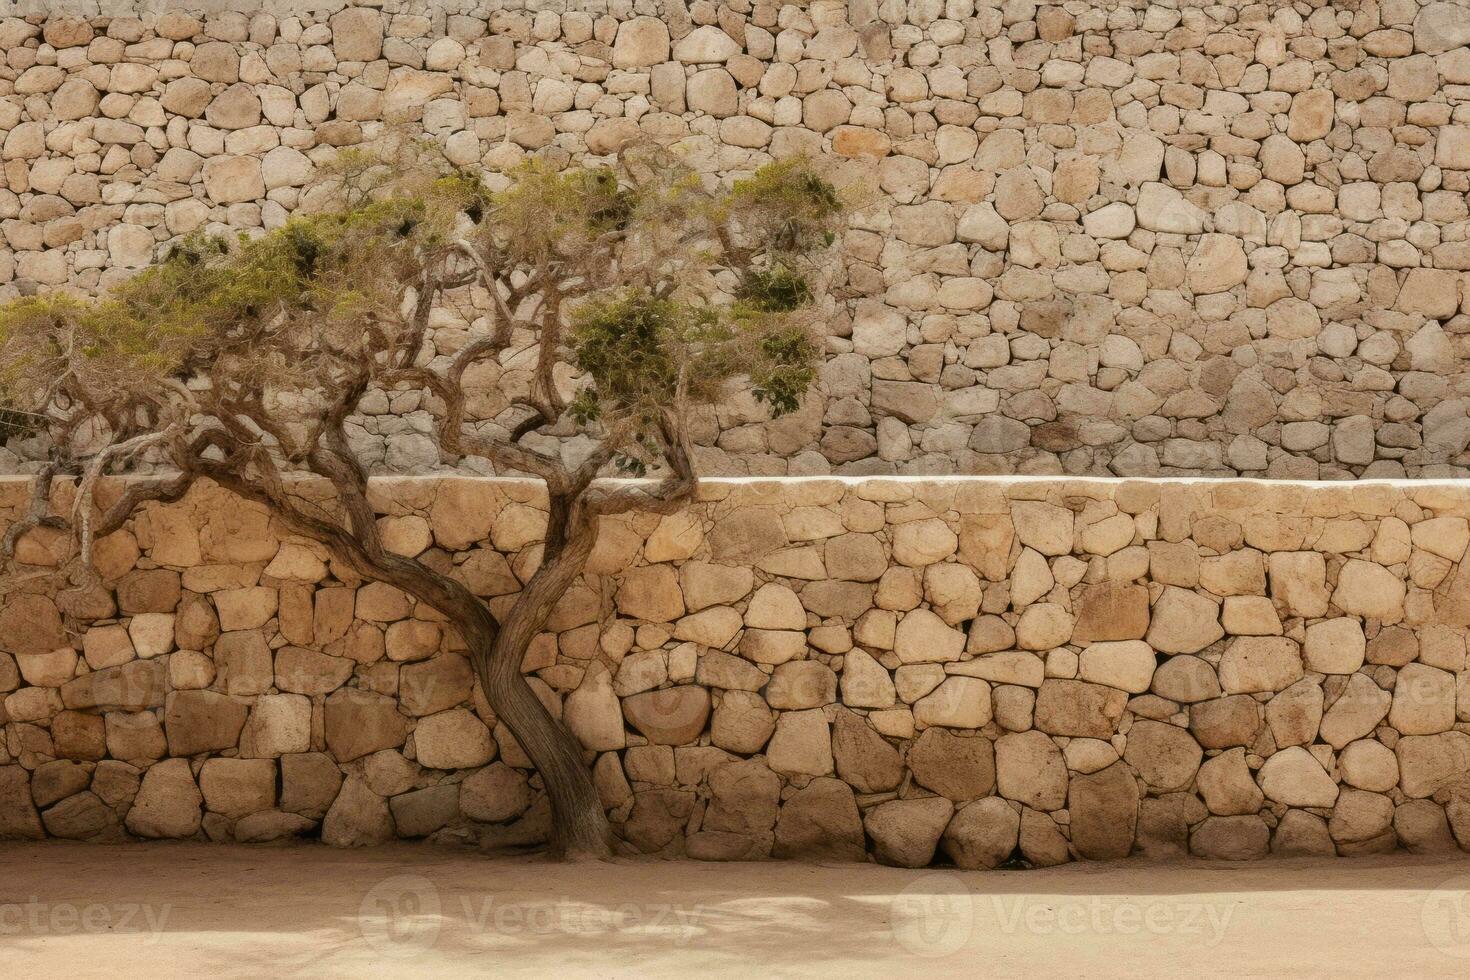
[569,291,717,420]
[500,152,845,449]
[0,191,455,418]
[748,322,817,417]
[430,168,495,224]
[735,264,813,313]
[725,157,844,255]
[569,287,819,442]
[0,140,847,481]
[490,162,639,258]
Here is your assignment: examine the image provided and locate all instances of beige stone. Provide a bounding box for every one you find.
[324,691,411,763]
[1186,234,1248,294]
[1257,746,1338,808]
[623,686,711,745]
[1319,673,1392,749]
[239,694,311,759]
[1078,640,1156,694]
[564,663,625,752]
[765,708,833,776]
[1389,663,1456,735]
[1396,732,1470,798]
[612,16,670,68]
[125,758,202,839]
[165,690,249,757]
[1265,678,1323,747]
[1123,720,1202,793]
[1145,587,1223,654]
[892,519,957,566]
[913,676,992,729]
[772,777,864,861]
[199,758,276,818]
[942,797,1020,870]
[1011,501,1073,556]
[711,690,776,754]
[1218,637,1303,694]
[1303,619,1365,674]
[203,156,265,205]
[766,661,837,710]
[1331,561,1405,621]
[1197,749,1264,816]
[864,797,953,868]
[892,607,964,663]
[331,7,384,62]
[414,709,495,770]
[1034,680,1126,738]
[322,776,393,847]
[995,730,1067,810]
[617,565,685,622]
[1068,763,1137,860]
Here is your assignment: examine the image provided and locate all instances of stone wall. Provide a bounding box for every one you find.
[3,473,1470,865]
[3,1,1470,478]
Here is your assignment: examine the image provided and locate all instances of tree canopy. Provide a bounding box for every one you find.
[0,144,844,499]
[0,141,848,858]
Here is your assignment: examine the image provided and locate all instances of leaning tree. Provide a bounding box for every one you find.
[0,143,847,859]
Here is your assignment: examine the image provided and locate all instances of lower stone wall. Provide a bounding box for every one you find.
[2,474,1470,865]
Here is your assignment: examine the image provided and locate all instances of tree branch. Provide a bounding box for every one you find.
[1,462,63,561]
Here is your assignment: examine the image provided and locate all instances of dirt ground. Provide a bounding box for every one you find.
[2,843,1469,978]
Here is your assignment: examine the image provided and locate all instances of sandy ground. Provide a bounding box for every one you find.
[3,844,1470,978]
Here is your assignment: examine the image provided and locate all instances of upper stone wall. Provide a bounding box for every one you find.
[2,1,1470,479]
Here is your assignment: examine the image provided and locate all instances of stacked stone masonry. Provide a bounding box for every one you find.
[4,1,1470,477]
[4,473,1470,866]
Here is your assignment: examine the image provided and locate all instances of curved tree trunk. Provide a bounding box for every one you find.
[467,498,614,860]
[337,537,614,859]
[198,463,614,860]
[394,516,614,860]
[423,492,613,860]
[463,597,612,860]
